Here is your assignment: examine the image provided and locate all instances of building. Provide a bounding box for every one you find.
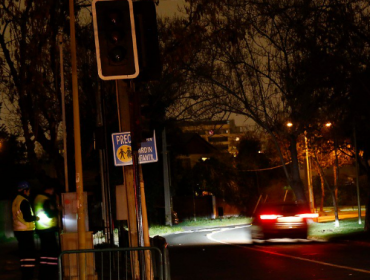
[178,119,244,156]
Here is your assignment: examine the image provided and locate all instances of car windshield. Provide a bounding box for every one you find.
[256,203,309,216]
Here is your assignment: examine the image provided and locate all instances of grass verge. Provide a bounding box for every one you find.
[309,218,365,240]
[149,216,251,237]
[150,217,367,241]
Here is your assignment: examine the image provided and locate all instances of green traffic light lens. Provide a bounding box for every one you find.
[109,46,126,63]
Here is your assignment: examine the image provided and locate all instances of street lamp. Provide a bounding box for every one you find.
[286,122,315,213]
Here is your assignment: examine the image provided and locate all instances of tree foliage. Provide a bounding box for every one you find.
[160,0,370,211]
[0,0,100,187]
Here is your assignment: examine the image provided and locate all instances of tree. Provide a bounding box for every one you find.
[0,0,100,188]
[161,0,353,204]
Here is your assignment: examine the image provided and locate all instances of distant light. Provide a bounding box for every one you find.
[235,137,240,141]
[202,157,209,161]
[286,122,293,127]
[258,150,263,154]
[325,122,332,127]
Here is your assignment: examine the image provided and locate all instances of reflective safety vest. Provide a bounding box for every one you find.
[12,195,35,231]
[34,194,58,230]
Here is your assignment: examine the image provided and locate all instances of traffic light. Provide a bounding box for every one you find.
[133,1,162,81]
[130,92,152,144]
[92,0,139,80]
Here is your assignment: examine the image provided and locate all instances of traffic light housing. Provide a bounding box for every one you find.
[133,1,162,81]
[131,92,152,144]
[92,0,139,80]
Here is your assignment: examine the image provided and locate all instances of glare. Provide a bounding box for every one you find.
[235,137,240,141]
[38,212,52,227]
[202,157,209,161]
[286,122,293,127]
[325,122,332,127]
[297,213,319,218]
[260,214,282,220]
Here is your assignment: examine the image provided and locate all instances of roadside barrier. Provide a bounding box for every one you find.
[58,246,164,280]
[150,236,170,280]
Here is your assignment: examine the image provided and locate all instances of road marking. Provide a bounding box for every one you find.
[207,227,370,275]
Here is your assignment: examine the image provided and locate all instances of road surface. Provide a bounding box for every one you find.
[166,225,370,280]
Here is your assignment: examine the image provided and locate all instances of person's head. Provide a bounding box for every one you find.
[43,184,55,195]
[17,181,31,197]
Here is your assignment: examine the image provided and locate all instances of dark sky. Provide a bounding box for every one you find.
[156,0,185,17]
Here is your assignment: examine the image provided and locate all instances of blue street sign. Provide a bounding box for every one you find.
[111,131,158,166]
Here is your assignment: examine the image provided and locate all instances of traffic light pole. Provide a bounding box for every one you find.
[116,80,151,280]
[116,80,140,279]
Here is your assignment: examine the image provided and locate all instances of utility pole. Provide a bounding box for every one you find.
[116,80,153,280]
[116,80,140,279]
[58,33,69,193]
[69,0,86,279]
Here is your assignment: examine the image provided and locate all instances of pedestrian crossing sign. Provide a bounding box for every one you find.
[111,131,158,166]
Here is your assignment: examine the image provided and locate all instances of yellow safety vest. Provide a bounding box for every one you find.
[34,194,58,230]
[12,195,35,231]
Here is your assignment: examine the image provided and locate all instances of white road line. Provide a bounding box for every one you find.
[207,227,370,275]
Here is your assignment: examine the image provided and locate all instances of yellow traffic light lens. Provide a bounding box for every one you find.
[110,30,123,44]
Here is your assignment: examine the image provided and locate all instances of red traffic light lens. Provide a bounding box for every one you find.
[108,12,121,25]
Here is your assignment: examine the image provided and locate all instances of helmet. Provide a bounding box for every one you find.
[17,181,30,192]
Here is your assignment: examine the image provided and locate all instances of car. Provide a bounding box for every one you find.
[251,202,318,240]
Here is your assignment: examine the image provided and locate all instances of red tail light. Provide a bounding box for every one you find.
[297,213,319,218]
[260,214,282,220]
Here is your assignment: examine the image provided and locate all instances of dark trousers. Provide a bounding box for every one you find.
[14,231,36,280]
[36,230,59,280]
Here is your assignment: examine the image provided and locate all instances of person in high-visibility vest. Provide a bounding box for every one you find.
[12,181,39,280]
[34,183,60,280]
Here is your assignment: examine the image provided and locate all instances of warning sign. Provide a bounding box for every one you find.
[111,131,158,166]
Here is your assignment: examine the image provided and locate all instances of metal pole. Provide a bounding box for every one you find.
[354,126,362,224]
[68,1,86,279]
[305,134,315,212]
[58,33,69,193]
[96,82,114,244]
[162,127,172,226]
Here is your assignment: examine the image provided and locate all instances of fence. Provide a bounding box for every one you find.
[58,246,164,280]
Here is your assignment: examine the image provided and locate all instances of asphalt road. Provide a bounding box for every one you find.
[166,226,370,280]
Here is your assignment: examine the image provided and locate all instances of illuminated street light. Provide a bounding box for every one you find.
[286,121,315,213]
[325,122,332,128]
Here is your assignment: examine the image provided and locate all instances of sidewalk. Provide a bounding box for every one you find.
[0,239,21,280]
[317,207,366,223]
